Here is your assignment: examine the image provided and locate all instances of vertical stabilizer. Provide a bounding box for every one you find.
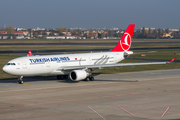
[110,24,135,52]
[27,50,33,56]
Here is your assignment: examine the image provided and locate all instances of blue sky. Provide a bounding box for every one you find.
[0,0,179,29]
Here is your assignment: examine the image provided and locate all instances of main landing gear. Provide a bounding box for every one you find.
[85,75,94,81]
[18,76,24,84]
[57,75,68,80]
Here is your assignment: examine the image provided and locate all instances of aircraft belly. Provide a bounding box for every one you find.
[49,70,70,75]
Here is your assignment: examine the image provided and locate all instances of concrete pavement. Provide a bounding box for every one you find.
[0,69,180,120]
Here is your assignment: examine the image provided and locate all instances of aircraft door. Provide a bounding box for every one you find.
[79,58,87,66]
[21,60,27,69]
[89,57,92,65]
[46,61,50,67]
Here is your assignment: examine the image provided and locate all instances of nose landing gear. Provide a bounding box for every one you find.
[18,76,24,84]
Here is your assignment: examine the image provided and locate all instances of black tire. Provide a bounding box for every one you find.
[19,80,23,84]
[60,75,64,79]
[64,75,68,79]
[57,75,61,79]
[89,76,94,81]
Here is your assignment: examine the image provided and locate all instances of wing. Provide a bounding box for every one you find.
[133,51,156,54]
[57,57,177,71]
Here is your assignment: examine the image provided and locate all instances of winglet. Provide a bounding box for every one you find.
[27,50,33,56]
[168,57,177,63]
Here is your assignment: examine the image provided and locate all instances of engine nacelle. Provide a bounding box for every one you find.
[69,70,88,81]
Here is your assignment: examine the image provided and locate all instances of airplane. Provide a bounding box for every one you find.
[2,24,177,84]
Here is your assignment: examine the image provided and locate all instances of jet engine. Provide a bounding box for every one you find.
[69,70,89,81]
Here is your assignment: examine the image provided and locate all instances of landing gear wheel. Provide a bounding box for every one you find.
[89,76,94,81]
[19,80,24,84]
[57,75,61,79]
[87,77,90,82]
[60,75,64,79]
[57,75,68,80]
[64,75,68,79]
[57,75,64,80]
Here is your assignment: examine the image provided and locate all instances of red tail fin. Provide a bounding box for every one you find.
[110,24,135,52]
[27,50,33,56]
[168,57,177,63]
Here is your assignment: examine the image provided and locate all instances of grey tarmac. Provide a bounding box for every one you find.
[0,69,180,120]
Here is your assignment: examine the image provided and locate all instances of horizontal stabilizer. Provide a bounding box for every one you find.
[168,57,177,63]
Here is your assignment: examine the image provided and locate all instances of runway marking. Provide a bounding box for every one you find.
[4,85,10,86]
[0,88,179,110]
[117,105,135,117]
[88,106,106,120]
[162,107,171,117]
[22,83,30,85]
[116,105,167,117]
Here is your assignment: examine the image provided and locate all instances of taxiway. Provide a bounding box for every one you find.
[0,69,180,120]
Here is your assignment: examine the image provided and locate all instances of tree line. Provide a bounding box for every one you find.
[134,27,180,38]
[1,26,180,39]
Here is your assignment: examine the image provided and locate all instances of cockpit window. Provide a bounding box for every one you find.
[6,63,11,65]
[6,63,16,65]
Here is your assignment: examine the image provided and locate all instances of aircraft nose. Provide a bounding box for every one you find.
[2,66,9,73]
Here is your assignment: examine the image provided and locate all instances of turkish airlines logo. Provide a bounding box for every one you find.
[120,33,131,51]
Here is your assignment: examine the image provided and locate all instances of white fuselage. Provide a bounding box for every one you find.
[3,51,127,76]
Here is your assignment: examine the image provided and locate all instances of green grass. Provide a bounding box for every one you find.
[0,55,23,79]
[130,50,179,60]
[0,39,180,51]
[0,45,113,51]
